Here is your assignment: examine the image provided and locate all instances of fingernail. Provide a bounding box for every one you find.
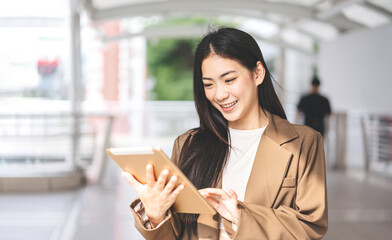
[147,164,152,169]
[171,176,177,181]
[179,184,184,189]
[163,169,169,175]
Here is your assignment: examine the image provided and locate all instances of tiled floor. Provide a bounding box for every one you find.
[324,170,392,240]
[1,167,392,240]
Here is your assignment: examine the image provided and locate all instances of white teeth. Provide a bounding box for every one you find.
[222,101,237,108]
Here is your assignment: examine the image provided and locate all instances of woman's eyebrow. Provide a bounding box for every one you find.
[202,70,236,80]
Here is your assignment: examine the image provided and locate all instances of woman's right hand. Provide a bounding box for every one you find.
[122,164,184,227]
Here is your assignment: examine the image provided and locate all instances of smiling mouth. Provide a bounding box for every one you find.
[220,100,238,111]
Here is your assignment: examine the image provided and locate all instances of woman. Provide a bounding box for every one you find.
[123,27,328,239]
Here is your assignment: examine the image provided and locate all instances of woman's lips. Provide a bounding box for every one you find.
[220,100,238,112]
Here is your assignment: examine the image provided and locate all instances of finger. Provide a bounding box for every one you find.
[169,184,184,200]
[146,164,156,188]
[198,189,209,198]
[228,189,238,200]
[205,196,220,209]
[202,188,226,194]
[164,175,178,194]
[155,169,169,190]
[202,188,231,200]
[205,196,234,221]
[122,172,141,188]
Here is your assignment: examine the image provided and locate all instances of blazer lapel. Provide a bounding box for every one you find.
[244,112,298,207]
[245,136,293,207]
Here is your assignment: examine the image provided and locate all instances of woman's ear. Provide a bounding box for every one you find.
[254,61,265,86]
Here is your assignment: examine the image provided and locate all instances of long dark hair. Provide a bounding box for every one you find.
[177,27,286,236]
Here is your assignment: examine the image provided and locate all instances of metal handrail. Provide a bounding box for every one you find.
[0,113,115,172]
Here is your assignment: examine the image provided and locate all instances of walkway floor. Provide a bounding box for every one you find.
[1,168,392,240]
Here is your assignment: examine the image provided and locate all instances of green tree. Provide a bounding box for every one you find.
[146,17,237,100]
[147,38,200,100]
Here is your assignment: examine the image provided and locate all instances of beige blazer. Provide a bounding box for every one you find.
[131,112,328,239]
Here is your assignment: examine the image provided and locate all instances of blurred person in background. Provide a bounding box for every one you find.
[297,76,331,137]
[123,27,328,239]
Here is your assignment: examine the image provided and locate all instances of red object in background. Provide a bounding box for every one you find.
[37,58,58,76]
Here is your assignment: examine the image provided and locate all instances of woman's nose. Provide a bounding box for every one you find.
[215,85,229,102]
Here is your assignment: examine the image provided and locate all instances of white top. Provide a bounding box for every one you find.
[223,126,266,200]
[219,126,266,230]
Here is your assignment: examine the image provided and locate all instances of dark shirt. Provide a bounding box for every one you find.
[297,93,331,136]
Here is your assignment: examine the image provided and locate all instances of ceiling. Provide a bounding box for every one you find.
[82,0,392,55]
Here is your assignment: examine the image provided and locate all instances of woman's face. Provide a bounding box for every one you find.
[201,55,265,129]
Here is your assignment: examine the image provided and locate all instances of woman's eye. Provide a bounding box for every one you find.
[203,83,212,87]
[225,78,236,83]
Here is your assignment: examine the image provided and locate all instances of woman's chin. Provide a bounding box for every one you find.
[221,112,239,123]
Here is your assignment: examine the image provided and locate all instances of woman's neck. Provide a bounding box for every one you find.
[228,107,269,130]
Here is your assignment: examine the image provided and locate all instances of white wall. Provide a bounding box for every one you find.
[282,49,314,122]
[319,24,392,170]
[319,24,392,113]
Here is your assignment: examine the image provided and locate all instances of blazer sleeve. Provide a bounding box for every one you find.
[222,132,328,240]
[130,135,184,240]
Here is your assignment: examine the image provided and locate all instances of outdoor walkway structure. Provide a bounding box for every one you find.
[1,0,392,239]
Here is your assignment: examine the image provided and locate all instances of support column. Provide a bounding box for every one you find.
[102,21,120,101]
[70,0,82,170]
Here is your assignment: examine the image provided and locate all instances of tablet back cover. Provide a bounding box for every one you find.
[106,147,216,215]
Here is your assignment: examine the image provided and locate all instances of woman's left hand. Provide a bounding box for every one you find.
[199,188,239,225]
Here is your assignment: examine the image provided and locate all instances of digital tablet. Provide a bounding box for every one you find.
[106,147,216,214]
